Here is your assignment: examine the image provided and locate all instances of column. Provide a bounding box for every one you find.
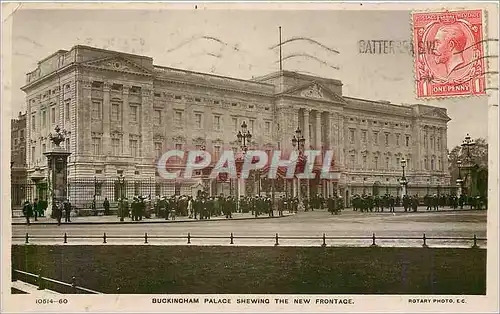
[102,83,111,155]
[303,109,310,148]
[122,85,130,157]
[316,111,322,150]
[141,86,154,172]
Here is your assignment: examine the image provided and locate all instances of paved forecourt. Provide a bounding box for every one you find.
[12,208,487,248]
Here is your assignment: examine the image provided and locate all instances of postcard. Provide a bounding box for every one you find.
[1,2,498,313]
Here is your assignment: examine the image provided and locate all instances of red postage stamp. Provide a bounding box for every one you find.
[412,9,486,98]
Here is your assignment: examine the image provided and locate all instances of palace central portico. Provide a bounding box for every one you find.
[22,45,452,204]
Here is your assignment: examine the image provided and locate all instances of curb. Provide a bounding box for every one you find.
[11,214,294,226]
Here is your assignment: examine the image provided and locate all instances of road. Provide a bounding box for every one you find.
[12,209,487,248]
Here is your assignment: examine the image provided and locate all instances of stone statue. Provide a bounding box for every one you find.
[48,125,66,147]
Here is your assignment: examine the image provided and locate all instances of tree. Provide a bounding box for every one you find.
[448,137,488,197]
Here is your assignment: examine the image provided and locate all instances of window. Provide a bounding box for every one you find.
[194,113,202,129]
[175,143,183,151]
[42,110,46,128]
[65,100,70,121]
[249,119,255,133]
[438,158,442,170]
[175,111,183,126]
[424,134,428,148]
[31,115,35,130]
[111,84,123,91]
[130,105,138,122]
[154,142,162,159]
[151,110,161,125]
[20,130,24,138]
[213,115,221,131]
[232,117,238,131]
[95,169,102,174]
[396,134,400,146]
[130,86,141,94]
[214,146,221,161]
[65,138,70,152]
[362,131,367,143]
[92,137,102,155]
[385,157,389,169]
[349,129,355,143]
[385,133,389,146]
[174,95,182,100]
[396,157,400,168]
[92,100,101,120]
[130,140,138,157]
[424,158,428,170]
[111,103,120,121]
[406,159,411,170]
[349,155,355,168]
[405,136,410,147]
[265,121,271,134]
[195,97,201,102]
[430,136,434,149]
[117,170,124,175]
[51,107,56,124]
[92,81,103,90]
[373,132,379,145]
[112,138,121,155]
[374,156,379,169]
[362,156,367,168]
[31,146,35,162]
[437,137,441,150]
[431,159,435,170]
[42,143,46,153]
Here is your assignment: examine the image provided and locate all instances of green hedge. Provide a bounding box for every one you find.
[12,245,486,295]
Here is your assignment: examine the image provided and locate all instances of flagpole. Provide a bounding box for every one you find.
[279,26,283,71]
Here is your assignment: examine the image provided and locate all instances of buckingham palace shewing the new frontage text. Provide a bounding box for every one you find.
[21,45,453,205]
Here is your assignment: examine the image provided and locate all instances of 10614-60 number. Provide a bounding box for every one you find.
[35,299,68,305]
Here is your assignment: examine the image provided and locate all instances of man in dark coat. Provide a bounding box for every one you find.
[103,197,110,216]
[64,199,72,222]
[23,200,33,225]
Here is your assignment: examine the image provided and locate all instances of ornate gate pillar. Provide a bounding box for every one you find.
[43,126,72,218]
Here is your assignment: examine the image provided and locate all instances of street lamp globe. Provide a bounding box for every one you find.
[400,158,406,168]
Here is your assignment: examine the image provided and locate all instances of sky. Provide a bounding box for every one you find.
[9,7,490,150]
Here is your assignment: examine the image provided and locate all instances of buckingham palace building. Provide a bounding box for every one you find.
[22,45,453,205]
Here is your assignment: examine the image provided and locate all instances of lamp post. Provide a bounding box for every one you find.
[236,121,252,203]
[456,160,464,197]
[118,174,125,221]
[400,158,407,198]
[460,134,476,197]
[291,127,306,199]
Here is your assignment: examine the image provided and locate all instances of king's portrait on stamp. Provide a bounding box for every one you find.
[412,9,487,98]
[1,2,498,314]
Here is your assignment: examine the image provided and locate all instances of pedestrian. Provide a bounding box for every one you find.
[103,197,110,216]
[33,198,38,221]
[23,200,33,225]
[54,201,63,225]
[64,199,72,222]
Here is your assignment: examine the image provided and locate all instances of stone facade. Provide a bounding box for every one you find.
[11,112,27,178]
[11,112,27,208]
[22,45,452,199]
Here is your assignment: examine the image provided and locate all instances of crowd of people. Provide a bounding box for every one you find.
[21,191,486,225]
[22,198,72,225]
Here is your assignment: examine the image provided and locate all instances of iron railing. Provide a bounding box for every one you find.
[14,232,486,248]
[12,269,101,294]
